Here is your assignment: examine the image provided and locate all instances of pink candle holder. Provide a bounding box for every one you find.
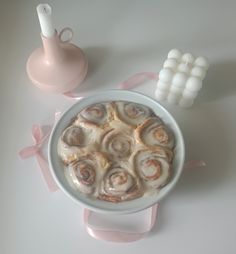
[26,28,88,93]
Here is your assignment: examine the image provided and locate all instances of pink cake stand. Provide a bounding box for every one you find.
[26,28,88,93]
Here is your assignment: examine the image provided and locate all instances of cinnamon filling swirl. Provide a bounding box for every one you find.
[99,166,143,202]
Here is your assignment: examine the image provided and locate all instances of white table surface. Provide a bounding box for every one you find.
[1,0,236,253]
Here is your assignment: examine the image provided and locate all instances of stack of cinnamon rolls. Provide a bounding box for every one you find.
[58,101,175,203]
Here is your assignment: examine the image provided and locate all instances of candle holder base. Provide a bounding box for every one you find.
[26,30,88,94]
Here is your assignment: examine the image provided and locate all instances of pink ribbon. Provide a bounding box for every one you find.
[118,71,158,90]
[84,204,158,243]
[18,124,58,192]
[63,71,158,99]
[63,91,84,99]
[82,160,206,243]
[184,160,206,169]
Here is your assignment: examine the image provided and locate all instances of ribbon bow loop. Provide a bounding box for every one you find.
[32,124,43,144]
[19,123,58,192]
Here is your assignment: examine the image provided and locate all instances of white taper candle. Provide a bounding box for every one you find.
[37,4,55,38]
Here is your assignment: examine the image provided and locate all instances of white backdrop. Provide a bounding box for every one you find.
[0,0,236,253]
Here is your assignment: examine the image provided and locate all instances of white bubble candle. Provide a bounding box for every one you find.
[155,49,209,108]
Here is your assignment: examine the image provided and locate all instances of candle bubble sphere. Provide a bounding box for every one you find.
[194,57,209,69]
[170,85,183,95]
[157,80,170,91]
[168,49,182,60]
[159,68,174,82]
[182,53,195,64]
[191,66,206,79]
[179,97,194,108]
[163,58,178,70]
[178,63,191,74]
[182,89,198,99]
[172,73,188,88]
[186,76,202,91]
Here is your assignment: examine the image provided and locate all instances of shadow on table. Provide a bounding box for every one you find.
[197,61,236,104]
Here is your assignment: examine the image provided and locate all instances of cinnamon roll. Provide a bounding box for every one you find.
[66,152,110,194]
[114,101,153,126]
[133,149,171,189]
[100,128,134,160]
[58,124,101,164]
[135,117,175,149]
[99,166,143,202]
[76,102,114,127]
[62,125,85,146]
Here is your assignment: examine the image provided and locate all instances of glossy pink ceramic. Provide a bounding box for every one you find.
[26,29,88,93]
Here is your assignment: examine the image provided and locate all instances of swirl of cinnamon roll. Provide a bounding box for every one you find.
[135,117,174,149]
[133,149,171,189]
[76,103,113,127]
[66,152,110,194]
[62,126,84,146]
[99,166,143,202]
[57,126,84,164]
[58,124,101,164]
[114,101,153,126]
[67,159,96,194]
[101,128,133,160]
